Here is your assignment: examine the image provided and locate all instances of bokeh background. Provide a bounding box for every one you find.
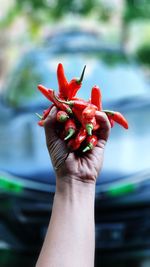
[0,0,150,89]
[0,1,150,267]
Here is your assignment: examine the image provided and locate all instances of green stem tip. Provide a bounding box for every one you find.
[35,113,43,120]
[53,91,73,107]
[59,115,69,122]
[77,65,86,84]
[82,143,93,153]
[64,128,75,140]
[82,145,91,153]
[86,124,93,135]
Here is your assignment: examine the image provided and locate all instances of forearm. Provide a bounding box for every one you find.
[36,176,95,267]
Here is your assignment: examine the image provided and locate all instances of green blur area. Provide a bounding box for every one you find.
[0,175,24,194]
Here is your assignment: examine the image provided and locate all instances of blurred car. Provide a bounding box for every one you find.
[0,27,150,267]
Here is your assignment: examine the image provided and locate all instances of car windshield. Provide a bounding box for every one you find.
[2,47,149,109]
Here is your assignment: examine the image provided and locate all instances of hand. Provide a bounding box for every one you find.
[44,106,111,183]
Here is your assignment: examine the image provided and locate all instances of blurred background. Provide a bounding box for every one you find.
[0,0,150,267]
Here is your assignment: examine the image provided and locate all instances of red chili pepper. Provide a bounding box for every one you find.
[57,63,69,99]
[103,110,128,129]
[35,106,53,121]
[64,118,76,140]
[82,116,97,136]
[82,135,98,153]
[38,85,72,114]
[53,92,89,111]
[72,107,83,123]
[38,120,44,127]
[91,85,102,111]
[74,127,87,144]
[67,66,86,99]
[42,105,54,120]
[52,91,73,114]
[107,114,115,128]
[37,84,54,102]
[36,105,54,126]
[56,110,69,123]
[82,105,97,120]
[67,139,80,151]
[93,123,100,131]
[72,106,97,135]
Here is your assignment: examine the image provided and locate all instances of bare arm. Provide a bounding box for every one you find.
[36,107,110,267]
[36,178,95,267]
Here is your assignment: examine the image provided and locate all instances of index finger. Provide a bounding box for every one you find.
[95,111,111,142]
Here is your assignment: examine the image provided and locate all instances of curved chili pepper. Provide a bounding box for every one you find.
[52,91,73,114]
[38,85,72,114]
[103,110,128,129]
[57,63,69,99]
[37,84,53,102]
[67,65,86,99]
[64,118,76,140]
[53,92,89,110]
[56,110,69,123]
[91,85,102,111]
[82,135,98,153]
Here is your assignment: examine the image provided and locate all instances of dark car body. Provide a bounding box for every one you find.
[0,28,150,266]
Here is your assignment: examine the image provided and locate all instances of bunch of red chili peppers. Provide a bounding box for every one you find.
[36,63,128,153]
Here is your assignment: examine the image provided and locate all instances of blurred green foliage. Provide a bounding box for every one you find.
[123,0,150,67]
[124,0,150,22]
[0,0,150,68]
[136,44,150,66]
[0,0,113,28]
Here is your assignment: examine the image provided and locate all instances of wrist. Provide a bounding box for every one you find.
[56,175,96,198]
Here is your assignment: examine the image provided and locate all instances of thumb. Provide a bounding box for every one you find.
[44,106,69,171]
[44,106,59,144]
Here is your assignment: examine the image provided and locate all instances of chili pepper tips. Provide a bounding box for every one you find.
[67,66,86,99]
[53,91,86,109]
[56,111,69,123]
[64,118,76,140]
[86,124,93,135]
[82,135,98,153]
[52,91,73,114]
[35,113,42,120]
[57,63,69,99]
[91,85,102,111]
[38,120,44,127]
[76,65,86,84]
[103,110,128,129]
[37,85,53,102]
[64,128,75,140]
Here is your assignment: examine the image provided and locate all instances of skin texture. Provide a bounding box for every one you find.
[36,106,111,267]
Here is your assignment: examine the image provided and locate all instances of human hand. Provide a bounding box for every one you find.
[44,106,111,183]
